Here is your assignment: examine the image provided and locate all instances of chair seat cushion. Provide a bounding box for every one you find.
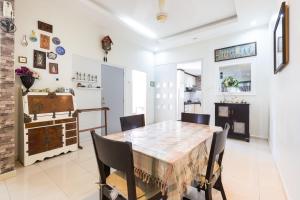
[106,171,161,200]
[199,162,221,187]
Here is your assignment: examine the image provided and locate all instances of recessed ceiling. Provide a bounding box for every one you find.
[91,0,237,39]
[81,0,276,51]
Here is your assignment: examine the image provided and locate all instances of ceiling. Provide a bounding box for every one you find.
[81,0,276,52]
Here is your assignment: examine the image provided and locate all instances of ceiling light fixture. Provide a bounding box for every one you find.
[157,0,168,23]
[119,16,157,39]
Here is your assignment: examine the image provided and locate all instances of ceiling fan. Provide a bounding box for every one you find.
[156,0,168,23]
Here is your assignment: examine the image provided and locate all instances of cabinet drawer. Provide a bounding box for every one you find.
[66,137,77,146]
[55,118,76,124]
[25,121,54,128]
[66,123,76,130]
[66,130,77,138]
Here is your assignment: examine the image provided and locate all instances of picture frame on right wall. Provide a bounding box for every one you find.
[274,1,289,74]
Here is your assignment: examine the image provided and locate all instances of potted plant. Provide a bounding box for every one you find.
[15,67,40,93]
[223,76,239,93]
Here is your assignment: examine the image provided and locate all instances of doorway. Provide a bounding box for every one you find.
[101,64,124,134]
[132,70,147,116]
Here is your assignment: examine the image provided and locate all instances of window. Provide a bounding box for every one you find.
[132,70,147,115]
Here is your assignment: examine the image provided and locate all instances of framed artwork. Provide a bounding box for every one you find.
[18,56,27,64]
[49,63,58,74]
[215,42,257,62]
[40,34,50,50]
[274,2,289,74]
[33,50,46,69]
[38,21,53,33]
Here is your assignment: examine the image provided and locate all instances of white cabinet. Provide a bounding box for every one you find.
[184,104,201,113]
[184,74,196,88]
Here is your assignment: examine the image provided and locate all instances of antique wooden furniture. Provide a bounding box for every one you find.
[215,103,250,142]
[91,131,166,200]
[20,92,78,166]
[181,113,210,125]
[74,107,109,149]
[120,114,145,131]
[195,123,230,200]
[105,121,222,199]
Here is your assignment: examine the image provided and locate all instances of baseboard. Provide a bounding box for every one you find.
[272,155,290,200]
[250,135,268,140]
[0,170,16,181]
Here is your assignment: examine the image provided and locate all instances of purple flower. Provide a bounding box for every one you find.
[15,66,34,76]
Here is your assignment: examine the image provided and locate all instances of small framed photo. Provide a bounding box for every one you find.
[33,50,46,69]
[40,34,50,50]
[18,56,27,64]
[49,63,58,74]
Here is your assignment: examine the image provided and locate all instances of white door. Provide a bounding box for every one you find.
[101,65,124,134]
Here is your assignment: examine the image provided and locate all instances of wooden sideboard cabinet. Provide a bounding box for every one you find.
[20,92,78,166]
[215,103,250,142]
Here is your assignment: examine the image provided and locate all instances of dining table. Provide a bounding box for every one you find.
[105,120,223,200]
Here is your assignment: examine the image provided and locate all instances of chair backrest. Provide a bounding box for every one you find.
[205,123,230,181]
[91,131,137,200]
[120,114,145,131]
[181,113,210,125]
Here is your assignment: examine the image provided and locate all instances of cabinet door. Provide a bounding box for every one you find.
[46,125,63,151]
[28,127,47,156]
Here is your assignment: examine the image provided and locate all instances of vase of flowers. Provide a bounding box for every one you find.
[223,76,239,93]
[15,67,40,93]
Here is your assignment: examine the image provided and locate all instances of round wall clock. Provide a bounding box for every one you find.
[56,46,65,55]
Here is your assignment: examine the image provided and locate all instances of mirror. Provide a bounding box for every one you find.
[219,63,252,93]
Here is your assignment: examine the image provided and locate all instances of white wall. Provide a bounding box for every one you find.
[14,0,155,125]
[155,26,272,139]
[269,0,300,199]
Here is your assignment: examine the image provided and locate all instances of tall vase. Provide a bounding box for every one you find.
[20,76,35,93]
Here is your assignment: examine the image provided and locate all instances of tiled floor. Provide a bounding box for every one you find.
[0,137,286,200]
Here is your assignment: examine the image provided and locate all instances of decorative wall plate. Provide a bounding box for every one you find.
[47,52,57,60]
[52,37,61,45]
[56,46,65,55]
[29,31,38,42]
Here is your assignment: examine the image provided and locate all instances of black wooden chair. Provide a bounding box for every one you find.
[195,123,230,200]
[91,130,166,200]
[120,114,145,131]
[181,113,210,125]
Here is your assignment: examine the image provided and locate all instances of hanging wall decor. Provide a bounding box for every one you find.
[21,35,28,47]
[214,42,257,62]
[56,46,65,55]
[38,21,53,33]
[101,35,113,62]
[29,30,38,42]
[274,2,289,74]
[52,37,61,45]
[18,56,27,64]
[47,52,57,60]
[49,63,59,74]
[33,50,46,69]
[40,34,50,50]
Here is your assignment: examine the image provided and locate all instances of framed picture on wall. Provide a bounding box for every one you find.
[214,42,257,62]
[274,2,289,74]
[33,50,46,69]
[49,63,59,74]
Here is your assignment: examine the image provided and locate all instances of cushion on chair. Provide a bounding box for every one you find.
[199,162,221,188]
[106,171,161,200]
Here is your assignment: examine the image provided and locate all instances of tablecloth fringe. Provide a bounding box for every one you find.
[134,167,168,194]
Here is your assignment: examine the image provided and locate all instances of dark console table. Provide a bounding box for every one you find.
[215,103,250,142]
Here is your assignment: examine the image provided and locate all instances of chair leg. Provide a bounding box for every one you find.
[215,177,227,200]
[219,182,227,200]
[205,188,212,200]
